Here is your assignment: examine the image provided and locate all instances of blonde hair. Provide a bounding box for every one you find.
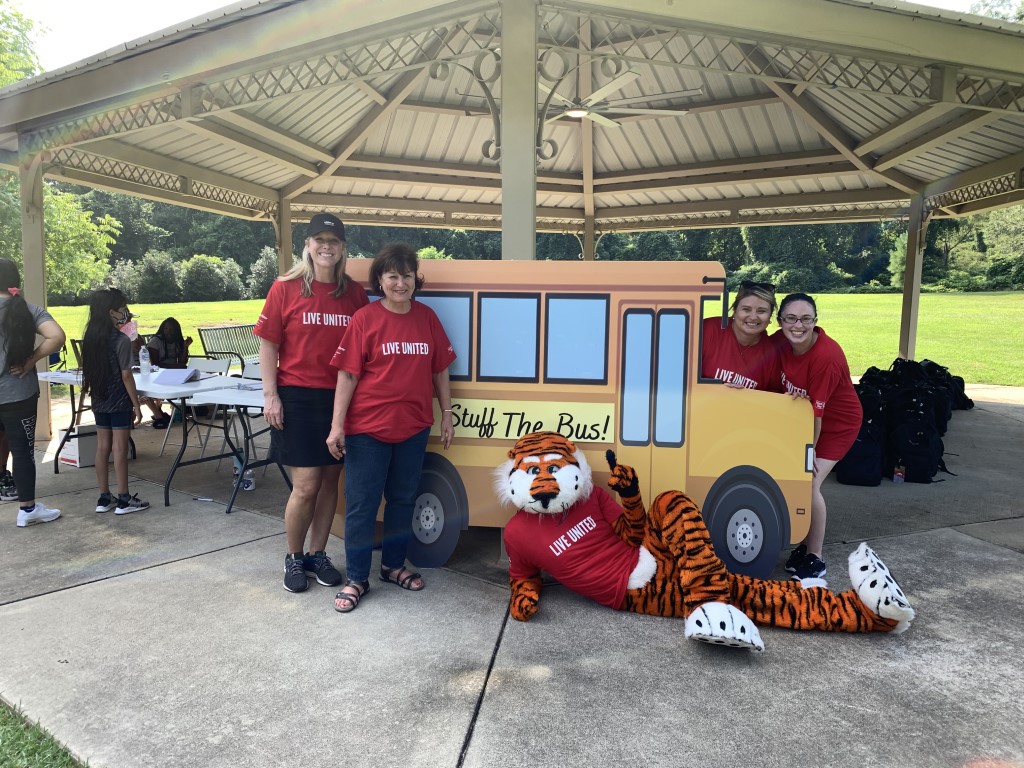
[277,239,351,297]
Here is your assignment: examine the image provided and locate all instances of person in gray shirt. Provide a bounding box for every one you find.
[0,258,66,528]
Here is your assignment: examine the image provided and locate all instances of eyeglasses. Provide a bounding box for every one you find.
[780,315,817,326]
[740,280,776,292]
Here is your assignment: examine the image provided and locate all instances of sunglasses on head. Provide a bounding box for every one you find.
[740,280,776,293]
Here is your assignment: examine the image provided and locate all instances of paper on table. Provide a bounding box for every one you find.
[154,368,200,384]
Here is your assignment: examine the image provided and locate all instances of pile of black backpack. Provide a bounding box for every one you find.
[836,358,974,486]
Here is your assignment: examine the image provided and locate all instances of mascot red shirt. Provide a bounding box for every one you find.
[504,485,639,610]
[497,431,916,652]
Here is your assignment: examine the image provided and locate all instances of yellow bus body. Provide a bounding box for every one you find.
[335,259,812,576]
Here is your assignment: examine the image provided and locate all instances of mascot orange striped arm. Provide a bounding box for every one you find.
[496,432,914,652]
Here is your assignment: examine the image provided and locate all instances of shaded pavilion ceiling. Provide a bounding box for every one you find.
[2,0,1024,238]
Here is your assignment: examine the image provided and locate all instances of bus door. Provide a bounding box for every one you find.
[617,305,690,503]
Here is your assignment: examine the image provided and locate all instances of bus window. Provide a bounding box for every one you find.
[545,295,609,384]
[654,310,687,447]
[620,309,654,445]
[417,292,472,380]
[478,294,539,381]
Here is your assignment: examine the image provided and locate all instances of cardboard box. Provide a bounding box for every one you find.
[58,426,98,468]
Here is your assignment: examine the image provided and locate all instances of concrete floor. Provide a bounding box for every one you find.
[1,386,1023,768]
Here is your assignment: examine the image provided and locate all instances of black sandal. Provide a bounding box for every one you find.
[379,566,424,591]
[334,580,369,613]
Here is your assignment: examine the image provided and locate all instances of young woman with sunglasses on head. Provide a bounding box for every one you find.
[772,292,862,582]
[701,280,782,391]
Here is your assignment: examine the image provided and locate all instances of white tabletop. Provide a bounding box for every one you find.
[39,369,243,401]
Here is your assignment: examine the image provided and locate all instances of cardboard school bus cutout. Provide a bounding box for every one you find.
[337,259,813,578]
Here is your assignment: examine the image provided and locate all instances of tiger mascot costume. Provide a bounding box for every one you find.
[497,431,914,651]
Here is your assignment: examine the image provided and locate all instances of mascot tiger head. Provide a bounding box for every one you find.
[495,431,593,515]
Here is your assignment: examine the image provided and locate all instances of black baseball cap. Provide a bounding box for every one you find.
[307,213,345,240]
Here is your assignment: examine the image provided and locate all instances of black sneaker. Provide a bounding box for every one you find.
[791,553,827,581]
[283,554,308,593]
[96,493,117,513]
[0,472,18,502]
[303,550,343,586]
[784,543,808,573]
[115,493,150,515]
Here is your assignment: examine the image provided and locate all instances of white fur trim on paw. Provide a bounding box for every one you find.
[684,602,765,652]
[798,577,828,589]
[848,543,916,634]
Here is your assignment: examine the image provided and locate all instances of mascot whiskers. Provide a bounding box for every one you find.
[496,431,915,652]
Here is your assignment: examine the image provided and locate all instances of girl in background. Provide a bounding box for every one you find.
[81,288,149,515]
[0,258,66,527]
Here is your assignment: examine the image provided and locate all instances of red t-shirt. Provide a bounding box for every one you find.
[701,316,782,392]
[330,300,457,443]
[772,326,863,460]
[254,277,369,390]
[502,488,640,611]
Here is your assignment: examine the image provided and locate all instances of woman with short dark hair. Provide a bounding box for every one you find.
[327,243,456,613]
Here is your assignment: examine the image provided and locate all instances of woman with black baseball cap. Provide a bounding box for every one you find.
[254,213,369,593]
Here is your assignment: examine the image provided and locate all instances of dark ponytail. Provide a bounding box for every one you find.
[0,259,35,368]
[81,288,126,397]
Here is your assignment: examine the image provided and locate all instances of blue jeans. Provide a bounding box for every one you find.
[343,427,430,583]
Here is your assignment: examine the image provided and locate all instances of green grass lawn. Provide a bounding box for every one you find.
[47,292,1024,386]
[0,701,83,768]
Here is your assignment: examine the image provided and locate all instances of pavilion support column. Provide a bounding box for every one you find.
[499,0,538,261]
[583,217,596,260]
[20,153,52,437]
[276,201,293,275]
[899,196,930,361]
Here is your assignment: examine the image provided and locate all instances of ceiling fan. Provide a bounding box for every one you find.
[540,69,700,128]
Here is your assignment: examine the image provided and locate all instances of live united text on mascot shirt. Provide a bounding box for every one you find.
[503,487,640,610]
[254,278,369,390]
[700,316,782,391]
[330,300,457,443]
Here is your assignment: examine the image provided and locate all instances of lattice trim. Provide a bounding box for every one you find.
[927,173,1018,210]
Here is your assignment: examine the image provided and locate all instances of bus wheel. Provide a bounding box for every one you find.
[703,468,787,579]
[407,453,468,569]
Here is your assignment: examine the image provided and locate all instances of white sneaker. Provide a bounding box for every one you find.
[115,493,150,515]
[16,502,62,527]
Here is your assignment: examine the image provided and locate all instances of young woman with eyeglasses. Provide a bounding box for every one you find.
[772,292,862,582]
[701,280,782,391]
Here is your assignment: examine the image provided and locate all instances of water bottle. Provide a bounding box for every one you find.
[139,345,152,375]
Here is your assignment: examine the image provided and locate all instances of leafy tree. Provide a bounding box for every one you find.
[69,186,171,263]
[0,177,116,297]
[0,0,40,87]
[180,254,241,301]
[681,228,747,271]
[632,231,684,261]
[246,246,287,299]
[136,250,182,303]
[970,0,1024,21]
[418,246,451,260]
[108,259,141,301]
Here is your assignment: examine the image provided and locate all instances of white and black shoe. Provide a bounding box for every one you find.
[96,493,117,513]
[115,493,150,515]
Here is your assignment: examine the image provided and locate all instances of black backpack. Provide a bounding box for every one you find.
[836,382,887,487]
[887,421,947,483]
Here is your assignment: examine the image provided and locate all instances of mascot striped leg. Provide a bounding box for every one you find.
[623,490,913,634]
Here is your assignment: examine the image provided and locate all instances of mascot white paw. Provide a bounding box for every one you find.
[684,602,765,652]
[848,543,915,634]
